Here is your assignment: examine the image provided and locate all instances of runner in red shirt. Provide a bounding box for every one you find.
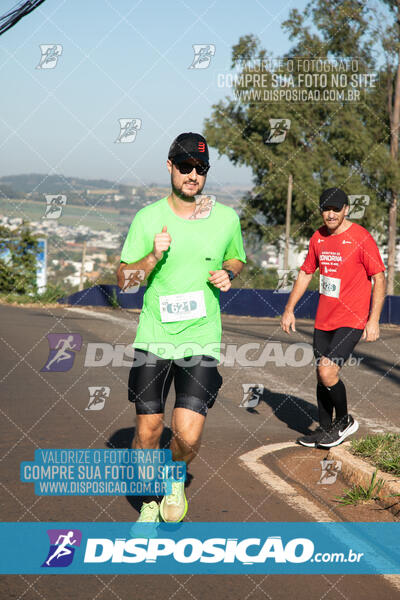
[281,188,386,447]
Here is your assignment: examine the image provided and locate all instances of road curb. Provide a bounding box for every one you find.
[328,443,400,516]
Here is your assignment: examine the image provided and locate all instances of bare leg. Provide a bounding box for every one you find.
[133,413,164,449]
[160,408,206,522]
[132,413,165,516]
[317,356,340,388]
[170,407,206,465]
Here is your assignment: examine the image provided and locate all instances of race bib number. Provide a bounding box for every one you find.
[319,275,341,298]
[159,291,206,322]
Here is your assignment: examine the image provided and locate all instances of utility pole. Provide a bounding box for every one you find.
[283,174,293,284]
[388,38,400,296]
[79,240,86,291]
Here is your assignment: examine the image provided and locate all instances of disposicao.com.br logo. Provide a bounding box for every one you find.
[83,535,362,566]
[0,522,396,575]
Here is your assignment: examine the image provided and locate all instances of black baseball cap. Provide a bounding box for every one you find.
[168,132,209,165]
[319,188,349,211]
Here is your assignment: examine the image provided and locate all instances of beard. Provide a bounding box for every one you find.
[171,175,204,201]
[323,213,345,230]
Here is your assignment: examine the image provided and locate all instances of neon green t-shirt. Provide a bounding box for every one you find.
[120,196,246,361]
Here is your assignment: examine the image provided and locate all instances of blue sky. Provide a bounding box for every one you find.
[0,0,308,188]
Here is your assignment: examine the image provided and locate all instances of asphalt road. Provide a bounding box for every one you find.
[0,304,399,599]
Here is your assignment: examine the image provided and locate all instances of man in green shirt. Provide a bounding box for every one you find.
[117,132,246,524]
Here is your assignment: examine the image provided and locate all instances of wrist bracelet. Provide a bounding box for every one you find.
[223,268,235,281]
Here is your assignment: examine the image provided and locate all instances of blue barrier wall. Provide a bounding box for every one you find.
[58,285,400,324]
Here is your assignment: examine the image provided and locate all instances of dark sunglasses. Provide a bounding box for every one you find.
[320,205,344,213]
[173,161,209,176]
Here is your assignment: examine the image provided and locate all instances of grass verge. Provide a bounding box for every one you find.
[335,470,385,505]
[350,433,400,477]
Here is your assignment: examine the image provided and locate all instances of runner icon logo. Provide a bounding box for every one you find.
[348,195,370,219]
[240,384,264,408]
[42,529,82,568]
[43,195,67,219]
[120,269,145,293]
[41,334,82,372]
[188,44,216,69]
[317,460,342,485]
[189,195,216,220]
[86,386,111,411]
[36,44,63,69]
[115,119,142,143]
[274,269,297,293]
[265,119,291,144]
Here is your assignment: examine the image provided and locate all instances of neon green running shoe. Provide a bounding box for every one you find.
[160,481,188,523]
[137,501,161,522]
[130,501,160,537]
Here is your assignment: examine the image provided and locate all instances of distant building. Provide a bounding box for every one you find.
[64,274,81,287]
[89,252,107,261]
[87,240,119,249]
[86,188,116,195]
[259,240,308,271]
[85,271,101,283]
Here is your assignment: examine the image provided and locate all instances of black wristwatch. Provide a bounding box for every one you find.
[223,268,235,281]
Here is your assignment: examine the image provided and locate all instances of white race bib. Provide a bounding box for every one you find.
[319,275,341,298]
[159,291,206,323]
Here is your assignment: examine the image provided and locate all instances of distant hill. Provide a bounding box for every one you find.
[0,174,118,195]
[0,173,249,209]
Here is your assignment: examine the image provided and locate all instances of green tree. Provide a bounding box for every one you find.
[204,0,399,291]
[378,0,400,294]
[0,225,39,295]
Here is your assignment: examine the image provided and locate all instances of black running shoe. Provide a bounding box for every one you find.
[317,415,359,448]
[297,426,328,448]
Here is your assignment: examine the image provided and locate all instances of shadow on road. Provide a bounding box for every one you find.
[246,387,319,436]
[352,352,400,386]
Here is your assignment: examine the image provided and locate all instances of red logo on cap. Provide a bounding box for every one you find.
[198,142,205,152]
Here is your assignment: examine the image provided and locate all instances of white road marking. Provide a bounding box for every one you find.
[239,442,334,522]
[355,416,399,434]
[239,442,400,591]
[64,307,138,329]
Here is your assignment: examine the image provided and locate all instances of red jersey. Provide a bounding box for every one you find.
[301,222,385,331]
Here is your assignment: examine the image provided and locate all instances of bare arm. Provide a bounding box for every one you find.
[362,271,386,341]
[117,225,171,289]
[117,253,157,289]
[281,270,313,333]
[223,258,245,278]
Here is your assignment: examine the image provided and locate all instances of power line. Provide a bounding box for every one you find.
[0,0,47,37]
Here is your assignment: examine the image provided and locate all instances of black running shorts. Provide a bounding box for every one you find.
[128,349,223,417]
[313,327,363,367]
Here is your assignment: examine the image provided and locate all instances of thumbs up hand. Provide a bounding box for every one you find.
[153,225,172,261]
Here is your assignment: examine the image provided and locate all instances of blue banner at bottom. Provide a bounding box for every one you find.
[1,522,399,574]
